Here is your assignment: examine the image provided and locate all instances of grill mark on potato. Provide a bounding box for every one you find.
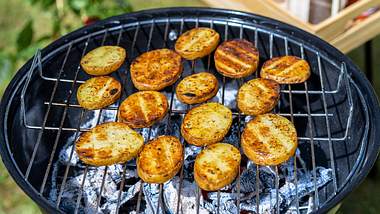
[214,39,259,78]
[216,50,252,68]
[130,49,182,90]
[237,78,279,115]
[138,94,149,123]
[261,56,310,84]
[275,60,305,76]
[119,91,168,128]
[75,122,144,166]
[222,42,258,62]
[175,27,220,60]
[250,119,286,157]
[246,126,272,162]
[255,80,270,92]
[263,57,290,70]
[137,136,183,183]
[215,60,243,74]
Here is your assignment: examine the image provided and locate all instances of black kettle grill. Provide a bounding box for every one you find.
[0,8,379,214]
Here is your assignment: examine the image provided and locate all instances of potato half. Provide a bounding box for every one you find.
[260,56,310,84]
[77,76,121,110]
[75,122,144,166]
[80,46,126,75]
[237,78,280,115]
[214,39,259,78]
[241,114,298,166]
[181,102,232,146]
[176,72,219,104]
[194,143,241,191]
[118,91,168,128]
[130,48,183,91]
[137,135,183,183]
[175,27,220,60]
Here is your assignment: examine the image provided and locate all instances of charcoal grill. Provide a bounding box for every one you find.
[0,7,379,214]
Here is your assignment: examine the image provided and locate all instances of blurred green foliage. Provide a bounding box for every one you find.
[25,0,133,36]
[0,0,133,94]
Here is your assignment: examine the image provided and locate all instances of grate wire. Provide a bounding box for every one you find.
[17,14,357,214]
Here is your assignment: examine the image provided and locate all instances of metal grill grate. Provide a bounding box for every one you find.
[14,11,362,214]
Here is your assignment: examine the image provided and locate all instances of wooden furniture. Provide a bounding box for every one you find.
[202,0,380,53]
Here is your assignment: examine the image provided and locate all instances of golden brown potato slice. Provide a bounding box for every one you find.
[175,27,220,60]
[77,76,121,110]
[80,46,126,75]
[176,72,218,104]
[241,114,298,166]
[237,78,280,115]
[75,122,144,166]
[130,49,183,91]
[260,56,310,84]
[137,135,183,183]
[214,39,259,78]
[118,91,168,128]
[194,143,241,191]
[181,102,232,146]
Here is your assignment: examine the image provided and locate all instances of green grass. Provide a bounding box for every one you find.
[0,161,41,214]
[338,167,380,214]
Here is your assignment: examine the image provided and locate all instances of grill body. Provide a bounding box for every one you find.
[0,7,379,213]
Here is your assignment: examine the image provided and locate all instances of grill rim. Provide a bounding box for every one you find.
[0,7,379,213]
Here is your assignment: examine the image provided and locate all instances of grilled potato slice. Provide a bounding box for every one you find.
[214,39,259,78]
[175,27,220,60]
[241,114,298,166]
[118,91,168,128]
[194,143,241,191]
[130,49,183,91]
[137,135,183,183]
[80,46,126,75]
[77,76,121,110]
[181,102,232,146]
[76,122,144,166]
[260,56,310,84]
[237,78,280,115]
[176,72,219,104]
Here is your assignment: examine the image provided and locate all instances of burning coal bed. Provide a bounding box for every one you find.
[48,94,332,214]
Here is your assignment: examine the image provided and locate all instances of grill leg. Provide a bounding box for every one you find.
[364,40,373,84]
